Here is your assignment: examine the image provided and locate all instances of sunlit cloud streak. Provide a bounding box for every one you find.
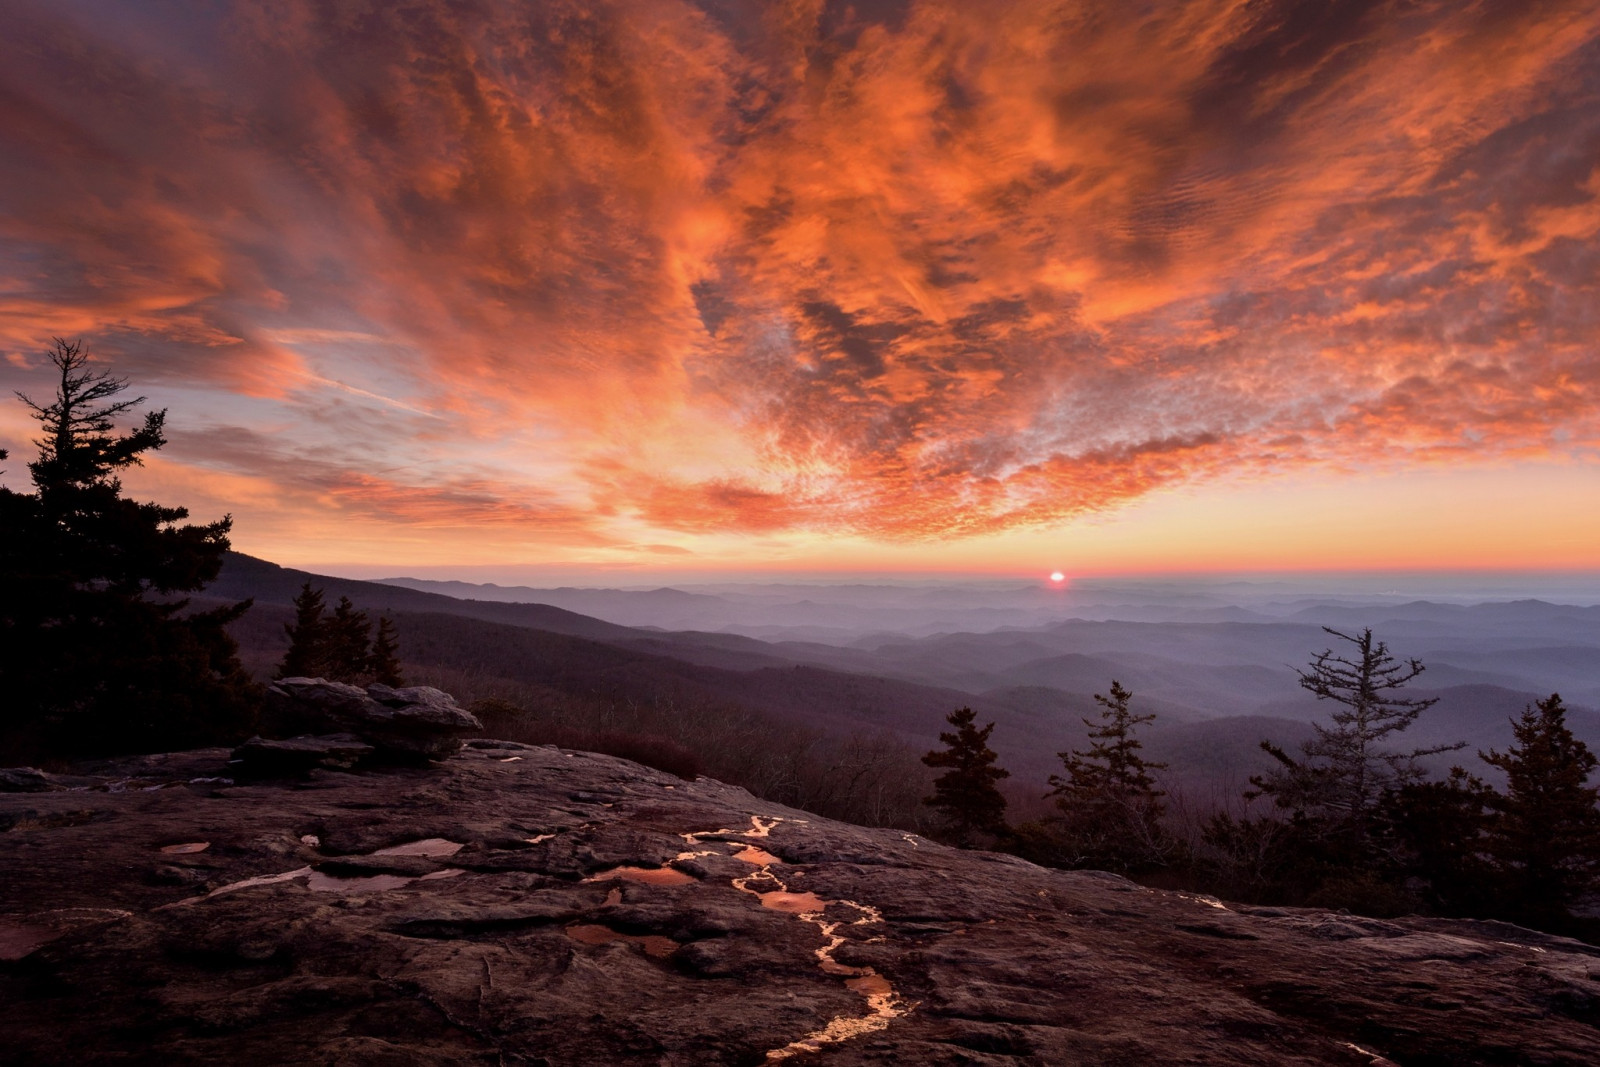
[0,0,1596,551]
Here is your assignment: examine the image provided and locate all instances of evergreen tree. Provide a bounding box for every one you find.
[324,596,371,683]
[0,339,257,759]
[922,707,1009,845]
[1253,627,1462,845]
[1051,680,1165,807]
[1383,766,1496,917]
[277,582,328,679]
[1480,694,1600,928]
[368,615,404,686]
[1045,680,1170,871]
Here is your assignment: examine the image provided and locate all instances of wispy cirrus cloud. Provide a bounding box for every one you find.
[0,0,1596,553]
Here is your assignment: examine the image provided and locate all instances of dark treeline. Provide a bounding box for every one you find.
[278,582,404,686]
[399,645,939,832]
[919,627,1600,942]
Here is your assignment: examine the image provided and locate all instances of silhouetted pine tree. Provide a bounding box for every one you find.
[324,596,371,683]
[1383,766,1496,918]
[277,582,328,679]
[369,615,404,686]
[922,707,1009,846]
[1253,627,1463,845]
[0,339,257,759]
[1045,680,1171,872]
[1481,694,1600,929]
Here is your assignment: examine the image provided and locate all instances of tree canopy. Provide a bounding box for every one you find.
[921,707,1009,846]
[1042,680,1171,872]
[276,583,405,686]
[1481,694,1600,928]
[1253,627,1462,840]
[0,339,257,759]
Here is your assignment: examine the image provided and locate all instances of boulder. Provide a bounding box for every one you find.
[263,679,482,761]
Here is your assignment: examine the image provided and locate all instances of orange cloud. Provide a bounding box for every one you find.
[1,0,1597,551]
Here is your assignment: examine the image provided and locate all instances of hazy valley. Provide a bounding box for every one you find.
[212,555,1600,808]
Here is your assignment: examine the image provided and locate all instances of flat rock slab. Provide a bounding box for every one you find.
[2,741,1598,1065]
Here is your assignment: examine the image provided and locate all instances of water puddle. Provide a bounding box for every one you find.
[755,890,827,914]
[307,871,412,893]
[373,838,463,858]
[158,842,209,854]
[565,923,677,959]
[681,816,907,1059]
[307,868,463,894]
[736,845,780,866]
[584,865,695,886]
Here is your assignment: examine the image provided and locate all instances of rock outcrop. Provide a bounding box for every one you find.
[3,741,1599,1065]
[255,678,482,763]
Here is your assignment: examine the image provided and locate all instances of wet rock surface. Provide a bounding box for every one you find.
[2,742,1598,1066]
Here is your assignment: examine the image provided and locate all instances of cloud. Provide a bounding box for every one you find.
[0,0,1596,545]
[155,423,612,542]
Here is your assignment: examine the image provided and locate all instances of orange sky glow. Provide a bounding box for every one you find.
[2,0,1598,580]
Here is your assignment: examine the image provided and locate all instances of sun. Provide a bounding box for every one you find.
[1049,571,1065,583]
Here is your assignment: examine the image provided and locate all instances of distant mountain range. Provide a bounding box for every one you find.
[214,553,1600,798]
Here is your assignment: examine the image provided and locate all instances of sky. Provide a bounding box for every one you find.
[1,0,1598,581]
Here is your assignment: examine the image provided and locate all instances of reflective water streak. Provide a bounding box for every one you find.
[683,816,908,1060]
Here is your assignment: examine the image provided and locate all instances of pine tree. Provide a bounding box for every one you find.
[1046,680,1170,871]
[1253,627,1462,843]
[324,596,371,683]
[1051,680,1166,807]
[1480,694,1600,928]
[1383,766,1496,917]
[277,583,328,679]
[921,707,1009,845]
[0,339,257,759]
[369,615,404,686]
